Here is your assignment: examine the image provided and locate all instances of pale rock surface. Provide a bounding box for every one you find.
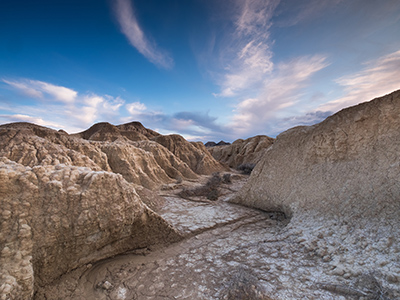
[232,90,400,290]
[153,135,227,175]
[0,158,181,300]
[208,135,274,169]
[0,122,205,189]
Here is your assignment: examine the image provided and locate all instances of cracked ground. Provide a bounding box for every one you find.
[35,175,386,300]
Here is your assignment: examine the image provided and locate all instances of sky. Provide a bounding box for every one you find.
[1,0,400,142]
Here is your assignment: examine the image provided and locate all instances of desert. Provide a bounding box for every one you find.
[1,91,399,299]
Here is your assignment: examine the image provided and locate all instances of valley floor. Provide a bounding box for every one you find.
[35,175,394,300]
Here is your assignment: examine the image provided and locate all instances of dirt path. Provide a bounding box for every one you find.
[36,176,345,300]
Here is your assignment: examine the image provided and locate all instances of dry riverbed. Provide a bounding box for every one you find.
[35,174,398,300]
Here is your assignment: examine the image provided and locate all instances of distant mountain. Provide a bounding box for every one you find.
[205,140,231,147]
[74,121,160,142]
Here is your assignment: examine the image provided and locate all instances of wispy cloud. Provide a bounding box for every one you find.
[122,103,228,141]
[230,55,329,137]
[126,101,147,115]
[2,78,125,133]
[0,114,65,129]
[2,79,77,103]
[113,0,173,69]
[319,49,400,112]
[214,0,279,98]
[275,0,344,27]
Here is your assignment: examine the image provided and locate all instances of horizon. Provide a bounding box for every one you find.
[1,0,400,142]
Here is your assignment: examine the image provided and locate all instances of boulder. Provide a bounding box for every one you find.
[0,158,181,299]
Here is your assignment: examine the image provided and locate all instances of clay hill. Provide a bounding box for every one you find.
[207,135,275,169]
[232,90,400,291]
[0,121,225,299]
[1,90,400,299]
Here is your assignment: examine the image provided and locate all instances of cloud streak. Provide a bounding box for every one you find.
[2,79,77,103]
[230,55,329,137]
[214,0,279,98]
[114,0,173,69]
[2,78,125,133]
[319,49,400,112]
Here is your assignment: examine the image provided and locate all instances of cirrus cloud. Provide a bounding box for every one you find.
[113,0,173,69]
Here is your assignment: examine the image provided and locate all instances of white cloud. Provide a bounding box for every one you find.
[2,79,43,98]
[319,50,400,112]
[126,101,147,115]
[230,55,329,136]
[33,80,77,103]
[114,0,173,69]
[1,78,126,133]
[214,0,278,98]
[0,114,64,128]
[2,79,77,103]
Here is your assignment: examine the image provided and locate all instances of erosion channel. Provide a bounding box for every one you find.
[35,173,373,300]
[35,175,295,300]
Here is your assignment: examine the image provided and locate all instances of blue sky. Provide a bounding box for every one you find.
[1,0,400,142]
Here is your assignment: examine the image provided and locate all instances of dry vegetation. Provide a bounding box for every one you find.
[178,172,232,201]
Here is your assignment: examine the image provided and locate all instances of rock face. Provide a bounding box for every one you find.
[205,141,231,147]
[208,135,274,169]
[153,135,226,175]
[0,158,181,300]
[0,121,225,299]
[232,90,400,286]
[0,122,221,189]
[75,121,160,142]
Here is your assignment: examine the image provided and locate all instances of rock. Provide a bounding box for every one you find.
[233,91,400,220]
[0,122,209,189]
[232,90,400,284]
[204,141,217,147]
[208,135,274,169]
[152,135,226,175]
[0,120,227,299]
[0,158,182,299]
[74,121,160,142]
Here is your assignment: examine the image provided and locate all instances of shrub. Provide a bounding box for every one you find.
[237,163,256,175]
[178,173,222,201]
[222,173,232,184]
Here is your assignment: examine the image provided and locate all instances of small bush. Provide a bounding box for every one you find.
[237,163,256,175]
[178,173,222,201]
[222,173,232,184]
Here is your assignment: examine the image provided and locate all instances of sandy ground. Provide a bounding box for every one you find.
[34,174,398,300]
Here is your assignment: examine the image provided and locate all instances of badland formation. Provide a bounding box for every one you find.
[1,90,399,299]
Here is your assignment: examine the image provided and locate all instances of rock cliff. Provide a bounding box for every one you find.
[0,158,181,300]
[0,121,225,299]
[232,90,400,286]
[152,135,227,175]
[0,122,220,189]
[208,135,274,169]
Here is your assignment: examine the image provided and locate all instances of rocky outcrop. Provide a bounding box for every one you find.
[0,121,223,299]
[0,158,181,300]
[205,141,231,147]
[152,135,226,175]
[0,122,201,189]
[232,90,400,286]
[75,121,160,142]
[208,135,274,169]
